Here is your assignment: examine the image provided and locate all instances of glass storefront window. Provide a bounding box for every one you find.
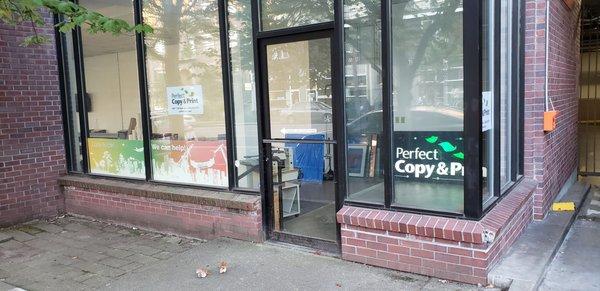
[344,0,384,204]
[391,0,464,213]
[80,0,146,179]
[260,0,334,31]
[144,0,228,187]
[500,0,513,190]
[266,39,333,141]
[229,0,260,189]
[482,0,494,205]
[62,31,83,172]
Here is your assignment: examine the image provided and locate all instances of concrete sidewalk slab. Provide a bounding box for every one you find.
[0,281,24,291]
[538,219,600,290]
[1,216,477,291]
[488,181,590,290]
[101,238,476,291]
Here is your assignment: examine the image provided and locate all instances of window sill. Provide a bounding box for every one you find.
[58,174,260,211]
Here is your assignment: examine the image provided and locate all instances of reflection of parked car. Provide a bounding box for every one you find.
[346,97,372,121]
[346,107,463,137]
[279,101,333,123]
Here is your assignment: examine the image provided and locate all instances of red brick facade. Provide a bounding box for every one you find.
[58,176,264,242]
[0,0,585,286]
[524,0,580,219]
[0,13,66,226]
[337,180,535,284]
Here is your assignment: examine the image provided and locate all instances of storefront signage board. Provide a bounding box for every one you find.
[393,132,463,183]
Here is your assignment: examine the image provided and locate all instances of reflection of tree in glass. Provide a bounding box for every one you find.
[143,0,224,124]
[261,0,334,30]
[344,0,462,107]
[392,0,462,109]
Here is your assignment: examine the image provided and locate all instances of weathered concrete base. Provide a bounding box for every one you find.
[488,181,590,290]
[539,218,600,290]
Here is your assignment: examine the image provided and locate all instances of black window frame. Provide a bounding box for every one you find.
[340,0,525,220]
[56,0,525,220]
[57,0,261,194]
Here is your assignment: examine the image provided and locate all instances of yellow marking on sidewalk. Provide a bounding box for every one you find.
[552,202,575,212]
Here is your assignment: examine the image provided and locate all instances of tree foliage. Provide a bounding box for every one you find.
[0,0,152,46]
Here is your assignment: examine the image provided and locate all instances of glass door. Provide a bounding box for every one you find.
[260,32,339,250]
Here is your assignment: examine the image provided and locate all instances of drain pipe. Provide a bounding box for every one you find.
[545,0,550,112]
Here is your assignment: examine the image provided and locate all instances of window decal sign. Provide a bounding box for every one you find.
[482,91,492,132]
[393,132,463,183]
[166,85,204,115]
[151,140,228,186]
[87,138,145,178]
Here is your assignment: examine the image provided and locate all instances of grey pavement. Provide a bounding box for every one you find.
[488,180,591,291]
[539,219,600,290]
[539,184,600,291]
[0,216,476,291]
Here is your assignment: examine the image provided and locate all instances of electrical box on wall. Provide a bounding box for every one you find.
[544,110,558,132]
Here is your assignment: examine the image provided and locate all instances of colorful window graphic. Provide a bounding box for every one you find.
[151,140,228,187]
[87,138,145,178]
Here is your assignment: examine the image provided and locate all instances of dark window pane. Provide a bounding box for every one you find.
[62,31,83,172]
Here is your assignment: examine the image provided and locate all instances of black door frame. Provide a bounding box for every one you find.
[256,26,345,252]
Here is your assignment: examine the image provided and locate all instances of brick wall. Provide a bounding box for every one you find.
[524,0,580,219]
[0,13,66,226]
[337,179,535,285]
[61,179,263,242]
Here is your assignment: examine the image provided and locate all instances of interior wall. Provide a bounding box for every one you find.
[85,50,141,134]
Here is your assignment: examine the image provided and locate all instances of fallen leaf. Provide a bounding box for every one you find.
[196,268,210,278]
[219,261,228,274]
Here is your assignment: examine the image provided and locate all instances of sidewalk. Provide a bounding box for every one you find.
[489,179,600,291]
[538,185,600,290]
[488,180,590,290]
[0,216,475,291]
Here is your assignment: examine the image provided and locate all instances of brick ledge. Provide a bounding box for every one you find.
[337,178,536,245]
[58,174,260,211]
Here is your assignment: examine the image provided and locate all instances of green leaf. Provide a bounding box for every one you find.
[452,152,464,160]
[425,135,439,144]
[437,141,457,153]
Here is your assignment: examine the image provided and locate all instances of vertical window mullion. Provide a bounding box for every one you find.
[381,0,392,208]
[511,0,522,180]
[333,0,347,210]
[464,0,483,218]
[494,0,501,197]
[72,26,90,174]
[134,0,152,181]
[218,0,237,190]
[54,15,73,172]
[251,0,269,233]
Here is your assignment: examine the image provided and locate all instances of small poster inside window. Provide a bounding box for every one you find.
[167,85,204,115]
[482,91,492,132]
